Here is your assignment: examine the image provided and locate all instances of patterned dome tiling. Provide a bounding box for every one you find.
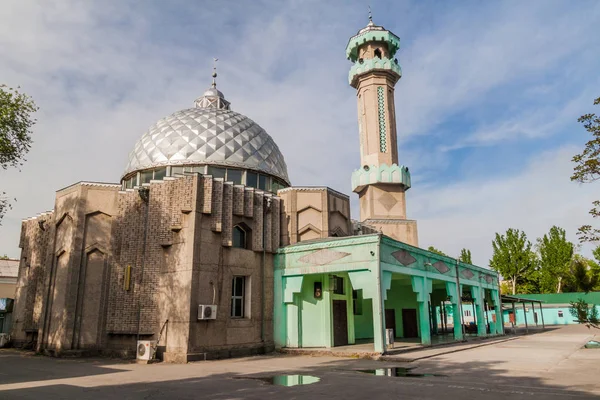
[123,107,290,184]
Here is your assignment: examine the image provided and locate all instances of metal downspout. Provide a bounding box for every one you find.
[375,234,385,353]
[136,187,150,345]
[261,197,272,344]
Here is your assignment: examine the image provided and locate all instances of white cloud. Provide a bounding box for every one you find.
[396,1,600,138]
[438,91,597,152]
[412,145,598,266]
[0,0,598,266]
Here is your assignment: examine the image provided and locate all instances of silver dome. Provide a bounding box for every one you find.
[122,106,290,184]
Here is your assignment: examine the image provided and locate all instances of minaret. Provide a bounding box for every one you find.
[347,14,418,246]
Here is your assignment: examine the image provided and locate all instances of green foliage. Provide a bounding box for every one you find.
[499,281,512,295]
[458,248,472,264]
[427,246,447,257]
[0,84,38,225]
[569,298,599,329]
[593,245,600,263]
[536,226,574,293]
[571,97,600,242]
[0,85,38,169]
[563,255,599,293]
[490,228,537,295]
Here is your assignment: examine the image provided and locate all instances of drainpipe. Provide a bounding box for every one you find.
[261,197,272,344]
[261,229,265,344]
[454,259,466,339]
[136,187,150,345]
[375,234,385,353]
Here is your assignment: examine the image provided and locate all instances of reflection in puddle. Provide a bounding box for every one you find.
[356,367,445,378]
[235,374,320,387]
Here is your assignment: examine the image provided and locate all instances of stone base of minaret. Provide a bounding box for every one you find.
[352,164,419,247]
[362,218,418,246]
[356,181,418,246]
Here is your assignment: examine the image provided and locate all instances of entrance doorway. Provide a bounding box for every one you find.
[332,300,348,346]
[385,309,397,338]
[402,308,418,338]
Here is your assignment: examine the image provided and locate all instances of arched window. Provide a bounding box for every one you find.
[233,225,247,249]
[374,48,382,59]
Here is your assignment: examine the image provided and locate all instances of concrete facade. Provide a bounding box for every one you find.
[278,187,352,246]
[12,176,281,361]
[0,259,18,299]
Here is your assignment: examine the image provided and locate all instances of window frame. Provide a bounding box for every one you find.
[232,225,247,249]
[231,276,246,318]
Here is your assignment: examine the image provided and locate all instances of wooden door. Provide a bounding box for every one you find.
[385,309,396,338]
[402,308,419,338]
[332,300,348,346]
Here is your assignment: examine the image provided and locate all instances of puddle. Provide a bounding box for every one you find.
[235,374,320,387]
[356,367,445,378]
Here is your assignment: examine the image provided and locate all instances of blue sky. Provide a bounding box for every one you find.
[1,0,599,265]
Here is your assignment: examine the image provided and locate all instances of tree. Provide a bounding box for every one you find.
[499,280,512,295]
[569,298,599,329]
[571,97,600,242]
[427,246,447,257]
[490,228,536,295]
[458,248,472,264]
[0,84,38,224]
[536,226,574,293]
[563,255,599,293]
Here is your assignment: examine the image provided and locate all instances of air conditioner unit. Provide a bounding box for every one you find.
[198,304,217,320]
[136,340,157,361]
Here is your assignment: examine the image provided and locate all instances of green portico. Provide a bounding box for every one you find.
[273,234,502,353]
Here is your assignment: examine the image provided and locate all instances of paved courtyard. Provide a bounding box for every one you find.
[0,325,598,399]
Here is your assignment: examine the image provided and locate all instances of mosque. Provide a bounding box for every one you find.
[11,17,502,362]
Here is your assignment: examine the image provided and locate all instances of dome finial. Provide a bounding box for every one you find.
[212,57,218,88]
[368,5,374,25]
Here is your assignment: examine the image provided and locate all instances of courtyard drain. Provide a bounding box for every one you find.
[356,367,445,378]
[234,374,320,387]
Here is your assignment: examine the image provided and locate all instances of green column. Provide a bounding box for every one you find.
[281,275,304,348]
[273,270,286,348]
[445,281,463,341]
[471,286,486,337]
[373,271,392,353]
[348,270,387,353]
[411,276,432,345]
[491,289,503,335]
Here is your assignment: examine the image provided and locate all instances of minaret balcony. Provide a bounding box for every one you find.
[349,57,402,87]
[346,30,401,62]
[351,163,411,193]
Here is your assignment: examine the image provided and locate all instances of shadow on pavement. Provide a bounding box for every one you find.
[0,349,127,385]
[1,355,598,399]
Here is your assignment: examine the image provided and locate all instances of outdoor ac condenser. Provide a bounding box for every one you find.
[198,305,217,320]
[136,340,156,361]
